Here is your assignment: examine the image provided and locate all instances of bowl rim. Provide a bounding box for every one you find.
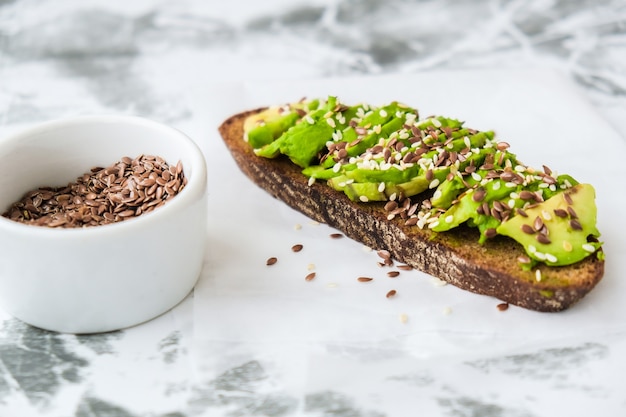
[0,114,208,238]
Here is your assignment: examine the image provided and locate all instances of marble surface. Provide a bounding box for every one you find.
[1,1,626,416]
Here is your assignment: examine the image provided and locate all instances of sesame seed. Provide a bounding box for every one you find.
[563,241,573,252]
[399,313,409,323]
[305,272,316,281]
[545,253,558,263]
[429,179,440,189]
[542,210,552,221]
[359,195,369,202]
[582,243,596,253]
[379,109,388,118]
[305,115,314,124]
[266,257,278,266]
[443,307,452,315]
[326,118,336,128]
[387,271,400,278]
[357,277,373,282]
[386,289,397,298]
[291,244,303,252]
[378,182,386,192]
[445,215,454,224]
[535,269,542,282]
[308,177,316,186]
[330,233,344,239]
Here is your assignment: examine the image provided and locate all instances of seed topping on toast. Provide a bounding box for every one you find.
[242,97,602,269]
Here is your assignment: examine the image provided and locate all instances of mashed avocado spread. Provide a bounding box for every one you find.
[243,96,602,268]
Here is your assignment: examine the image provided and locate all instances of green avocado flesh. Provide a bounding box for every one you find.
[242,96,602,267]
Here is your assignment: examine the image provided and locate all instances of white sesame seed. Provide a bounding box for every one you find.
[509,192,519,199]
[471,172,482,182]
[508,199,516,208]
[333,163,341,173]
[542,210,552,221]
[563,241,572,252]
[308,177,316,186]
[505,182,516,188]
[428,220,440,229]
[432,189,442,200]
[534,251,546,261]
[305,115,314,124]
[327,118,336,128]
[514,165,526,173]
[442,306,452,315]
[373,124,382,134]
[546,253,558,263]
[549,184,556,192]
[539,182,549,189]
[528,244,537,254]
[389,193,397,201]
[399,313,409,323]
[582,243,596,253]
[379,109,388,118]
[432,118,442,128]
[493,182,501,191]
[464,136,471,148]
[535,269,542,282]
[429,179,440,189]
[294,223,302,230]
[359,195,369,202]
[445,215,454,224]
[378,182,385,192]
[431,277,448,287]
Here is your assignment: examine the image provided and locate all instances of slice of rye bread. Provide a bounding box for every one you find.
[218,108,605,312]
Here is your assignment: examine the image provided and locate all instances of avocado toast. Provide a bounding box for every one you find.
[218,97,605,312]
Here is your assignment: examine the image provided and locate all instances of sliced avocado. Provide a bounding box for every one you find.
[496,183,601,266]
[246,112,301,149]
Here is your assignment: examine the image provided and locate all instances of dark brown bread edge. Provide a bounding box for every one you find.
[218,109,605,312]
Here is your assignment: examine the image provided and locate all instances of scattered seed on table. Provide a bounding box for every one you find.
[497,303,509,311]
[291,244,303,252]
[386,289,397,298]
[387,271,400,278]
[399,313,409,323]
[329,233,344,239]
[357,277,373,282]
[266,257,278,266]
[305,272,316,281]
[397,264,413,271]
[307,263,316,271]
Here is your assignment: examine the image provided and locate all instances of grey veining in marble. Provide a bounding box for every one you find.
[1,0,626,416]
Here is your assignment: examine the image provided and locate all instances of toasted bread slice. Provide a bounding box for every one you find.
[218,108,605,312]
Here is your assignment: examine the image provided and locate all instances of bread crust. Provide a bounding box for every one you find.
[218,108,605,311]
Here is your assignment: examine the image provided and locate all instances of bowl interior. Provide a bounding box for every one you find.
[0,116,202,215]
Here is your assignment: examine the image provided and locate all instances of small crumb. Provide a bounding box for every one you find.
[294,223,302,230]
[497,302,509,311]
[291,244,303,252]
[430,277,448,287]
[266,257,278,266]
[443,306,452,315]
[399,313,409,323]
[329,233,344,239]
[387,271,400,278]
[307,263,316,271]
[386,289,397,298]
[305,272,316,281]
[357,277,373,282]
[326,282,338,288]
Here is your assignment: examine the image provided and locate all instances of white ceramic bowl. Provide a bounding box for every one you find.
[0,115,208,333]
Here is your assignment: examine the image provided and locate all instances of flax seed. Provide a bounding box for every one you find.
[3,155,185,228]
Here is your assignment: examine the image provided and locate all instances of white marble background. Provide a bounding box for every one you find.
[1,1,626,416]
